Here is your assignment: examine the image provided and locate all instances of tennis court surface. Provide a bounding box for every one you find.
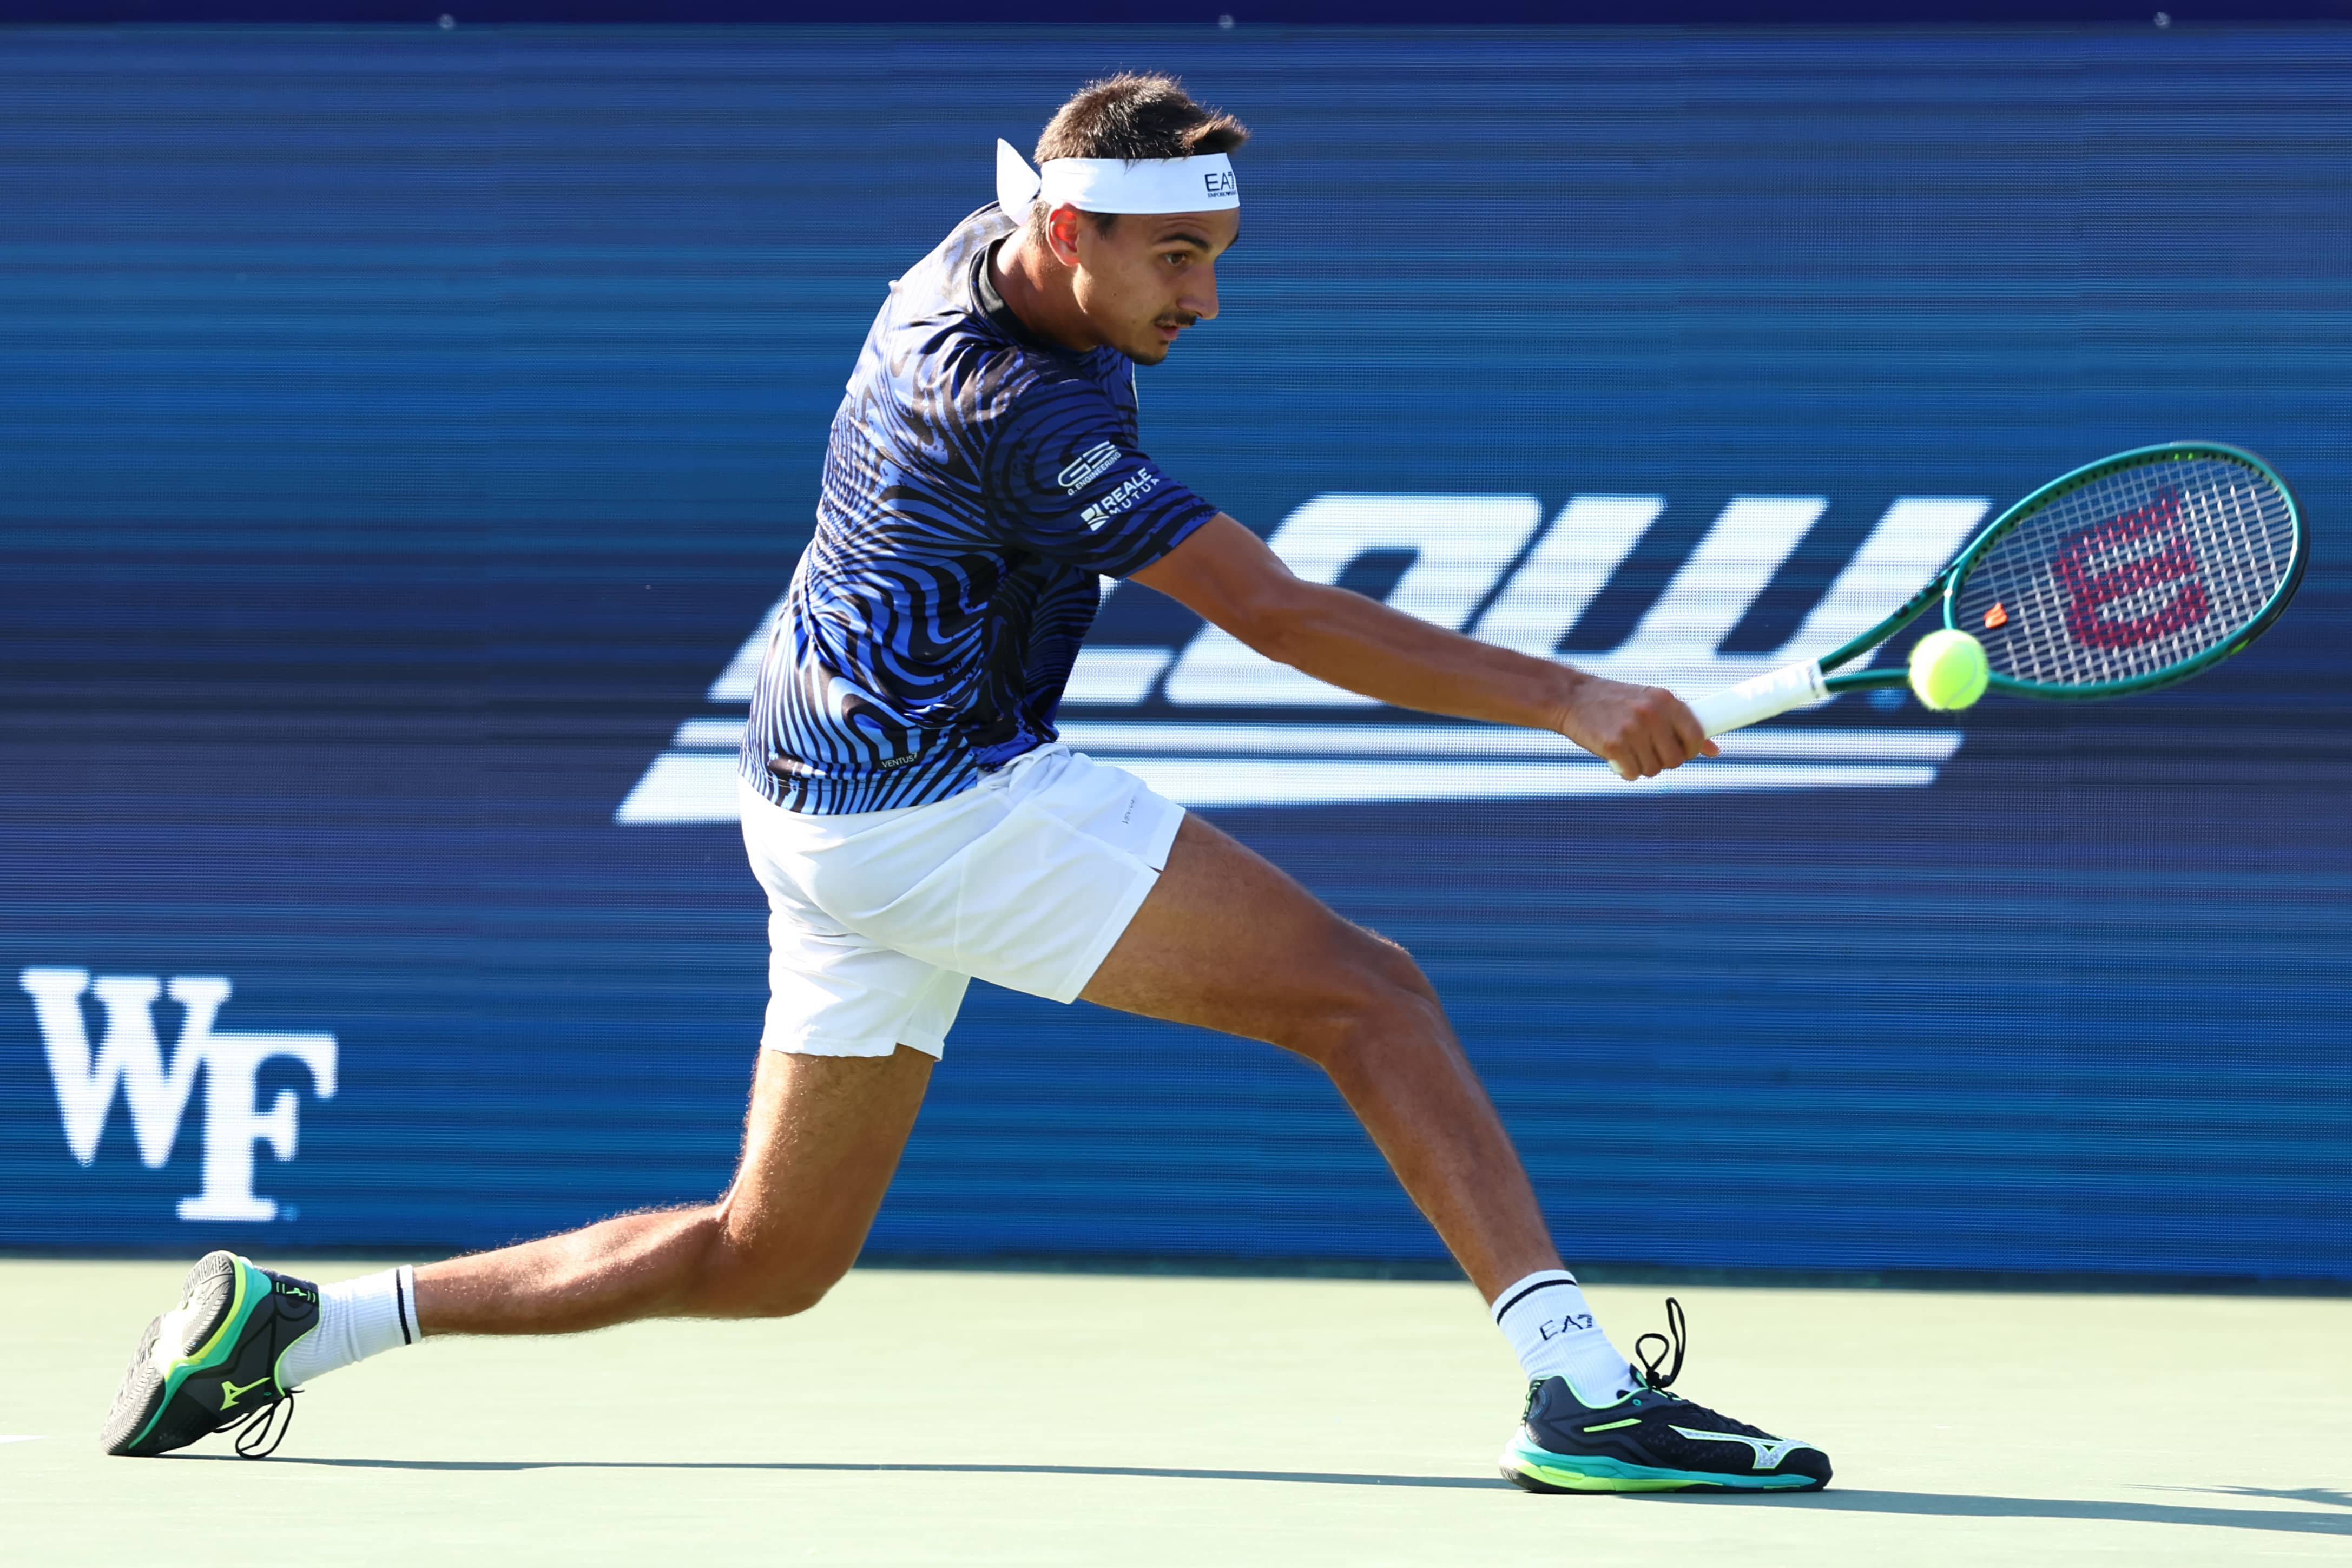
[9,1260,2346,1566]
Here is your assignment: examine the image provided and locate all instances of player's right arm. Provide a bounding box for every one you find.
[1130,514,1716,780]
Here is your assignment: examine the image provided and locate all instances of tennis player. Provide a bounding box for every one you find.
[102,73,1829,1493]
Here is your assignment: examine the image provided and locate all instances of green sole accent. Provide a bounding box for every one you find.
[124,1257,256,1452]
[178,1260,256,1372]
[1502,1441,1820,1494]
[1510,1464,1702,1493]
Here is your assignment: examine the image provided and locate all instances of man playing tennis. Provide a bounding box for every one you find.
[103,73,1829,1494]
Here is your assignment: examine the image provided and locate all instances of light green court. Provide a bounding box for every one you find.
[5,1260,2347,1566]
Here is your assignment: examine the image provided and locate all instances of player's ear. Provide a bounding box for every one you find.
[1043,204,1086,269]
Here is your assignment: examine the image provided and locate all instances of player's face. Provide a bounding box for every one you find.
[1066,209,1240,365]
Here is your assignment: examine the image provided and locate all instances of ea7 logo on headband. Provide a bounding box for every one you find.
[1203,169,1237,201]
[1057,442,1121,495]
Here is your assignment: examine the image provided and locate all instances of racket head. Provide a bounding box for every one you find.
[1942,442,2306,699]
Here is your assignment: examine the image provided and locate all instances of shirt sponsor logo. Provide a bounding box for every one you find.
[1056,442,1122,495]
[1079,470,1163,530]
[19,968,338,1223]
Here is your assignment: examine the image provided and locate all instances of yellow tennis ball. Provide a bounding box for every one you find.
[1909,629,1990,710]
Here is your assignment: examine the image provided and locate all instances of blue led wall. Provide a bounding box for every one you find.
[3,27,2347,1278]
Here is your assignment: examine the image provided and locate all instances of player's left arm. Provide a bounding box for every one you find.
[1131,513,1717,780]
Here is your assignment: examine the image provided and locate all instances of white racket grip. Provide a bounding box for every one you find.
[1686,660,1830,737]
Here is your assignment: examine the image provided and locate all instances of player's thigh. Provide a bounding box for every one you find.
[716,1043,933,1275]
[1079,813,1432,1050]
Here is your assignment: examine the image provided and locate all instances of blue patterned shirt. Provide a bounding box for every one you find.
[741,204,1219,814]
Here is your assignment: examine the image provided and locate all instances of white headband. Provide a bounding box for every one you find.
[995,139,1240,226]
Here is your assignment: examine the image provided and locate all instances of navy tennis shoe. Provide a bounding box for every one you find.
[101,1251,318,1459]
[1498,1298,1831,1494]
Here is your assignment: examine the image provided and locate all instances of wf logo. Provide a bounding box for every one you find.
[18,968,338,1222]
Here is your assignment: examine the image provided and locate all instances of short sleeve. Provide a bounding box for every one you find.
[986,376,1218,578]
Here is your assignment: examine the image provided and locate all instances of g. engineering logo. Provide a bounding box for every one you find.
[18,969,337,1222]
[617,490,1991,823]
[1057,441,1122,495]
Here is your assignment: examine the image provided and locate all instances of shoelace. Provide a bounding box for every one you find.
[1633,1295,1688,1392]
[225,1388,296,1459]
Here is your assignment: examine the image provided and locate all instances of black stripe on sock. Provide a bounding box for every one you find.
[1493,1273,1578,1320]
[393,1269,414,1345]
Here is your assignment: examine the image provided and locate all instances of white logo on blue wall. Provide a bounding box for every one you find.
[19,969,337,1222]
[615,490,1995,823]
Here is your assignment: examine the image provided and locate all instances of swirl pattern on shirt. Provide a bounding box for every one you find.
[741,205,1217,814]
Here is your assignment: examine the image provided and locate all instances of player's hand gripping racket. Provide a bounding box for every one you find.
[1675,442,2308,748]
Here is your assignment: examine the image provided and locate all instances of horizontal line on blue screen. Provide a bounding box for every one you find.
[1081,758,1942,811]
[1063,723,1962,763]
[620,726,1958,822]
[669,719,1960,765]
[12,4,2322,23]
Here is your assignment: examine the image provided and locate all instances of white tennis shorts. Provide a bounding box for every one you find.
[736,745,1185,1058]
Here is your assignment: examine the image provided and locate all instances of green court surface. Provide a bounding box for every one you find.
[6,1260,2347,1566]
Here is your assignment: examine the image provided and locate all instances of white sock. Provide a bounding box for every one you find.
[1492,1269,1633,1407]
[278,1266,421,1388]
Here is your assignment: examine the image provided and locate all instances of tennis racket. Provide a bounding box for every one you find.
[1678,441,2308,742]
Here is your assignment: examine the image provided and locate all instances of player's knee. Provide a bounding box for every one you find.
[690,1210,853,1319]
[732,1272,840,1320]
[723,1255,844,1320]
[1361,932,1439,1006]
[1283,931,1446,1069]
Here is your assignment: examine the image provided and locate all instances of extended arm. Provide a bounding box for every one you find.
[1130,514,1716,780]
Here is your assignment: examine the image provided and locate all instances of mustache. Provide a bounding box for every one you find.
[1157,313,1200,328]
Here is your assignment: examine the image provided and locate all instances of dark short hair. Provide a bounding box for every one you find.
[1027,73,1248,243]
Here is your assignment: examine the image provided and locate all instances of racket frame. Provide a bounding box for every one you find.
[1808,439,2307,700]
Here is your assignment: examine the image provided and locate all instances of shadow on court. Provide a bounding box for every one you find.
[2151,1484,2352,1510]
[175,1457,2352,1534]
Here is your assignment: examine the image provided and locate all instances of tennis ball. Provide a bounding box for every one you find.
[1908,629,1990,711]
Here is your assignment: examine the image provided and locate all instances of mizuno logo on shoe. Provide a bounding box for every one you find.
[1669,1426,1812,1470]
[219,1376,275,1412]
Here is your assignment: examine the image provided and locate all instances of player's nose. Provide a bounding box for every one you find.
[1181,265,1218,322]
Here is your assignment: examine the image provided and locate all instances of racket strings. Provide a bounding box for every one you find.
[1953,455,2295,689]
